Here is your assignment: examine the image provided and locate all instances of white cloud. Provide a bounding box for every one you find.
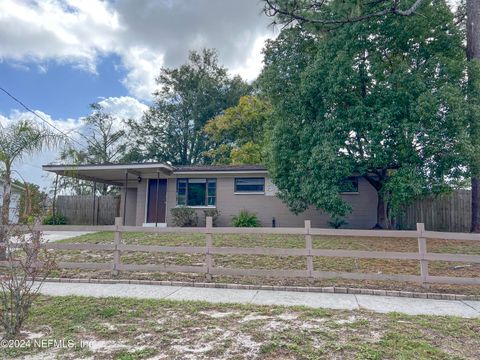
[0,0,275,99]
[120,47,164,99]
[98,96,148,120]
[230,35,273,82]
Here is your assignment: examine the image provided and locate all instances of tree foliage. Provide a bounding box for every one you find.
[13,181,47,223]
[263,0,426,27]
[0,120,61,225]
[60,103,127,195]
[203,95,271,164]
[127,49,250,165]
[260,1,466,228]
[0,119,62,258]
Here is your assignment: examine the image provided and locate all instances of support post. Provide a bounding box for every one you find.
[112,217,122,276]
[92,181,97,226]
[417,223,429,288]
[123,172,128,226]
[155,171,160,227]
[305,220,313,280]
[205,216,213,281]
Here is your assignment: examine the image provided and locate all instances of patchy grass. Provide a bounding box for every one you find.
[45,232,480,295]
[1,295,479,359]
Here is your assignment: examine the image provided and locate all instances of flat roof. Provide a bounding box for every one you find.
[42,162,268,185]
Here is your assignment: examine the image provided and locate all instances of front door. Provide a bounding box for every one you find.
[147,179,167,223]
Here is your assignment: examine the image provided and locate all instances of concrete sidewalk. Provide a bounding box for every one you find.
[38,282,480,318]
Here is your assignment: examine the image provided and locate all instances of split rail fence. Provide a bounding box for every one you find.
[6,217,480,287]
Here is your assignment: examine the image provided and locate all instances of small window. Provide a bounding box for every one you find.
[339,176,359,193]
[177,178,216,206]
[234,177,265,193]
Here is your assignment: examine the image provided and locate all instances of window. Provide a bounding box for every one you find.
[234,177,265,193]
[177,178,216,206]
[339,176,359,193]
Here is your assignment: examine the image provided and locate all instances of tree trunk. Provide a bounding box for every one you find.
[373,192,391,229]
[467,0,480,232]
[1,171,12,227]
[0,165,12,260]
[364,172,392,229]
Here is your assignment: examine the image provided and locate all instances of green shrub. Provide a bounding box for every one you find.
[42,214,67,225]
[170,206,198,227]
[327,216,348,229]
[203,208,220,226]
[231,210,260,227]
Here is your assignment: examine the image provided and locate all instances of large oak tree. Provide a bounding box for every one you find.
[260,1,466,228]
[127,49,250,165]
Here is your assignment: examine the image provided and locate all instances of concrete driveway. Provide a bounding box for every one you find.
[42,231,95,242]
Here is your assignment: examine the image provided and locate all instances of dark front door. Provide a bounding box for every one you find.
[147,179,167,223]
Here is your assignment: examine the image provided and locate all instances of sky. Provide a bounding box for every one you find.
[0,0,277,189]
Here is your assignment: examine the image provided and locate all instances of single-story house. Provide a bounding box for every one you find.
[0,180,24,223]
[42,163,378,228]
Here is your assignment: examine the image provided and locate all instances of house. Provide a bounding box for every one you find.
[0,180,24,223]
[42,163,378,228]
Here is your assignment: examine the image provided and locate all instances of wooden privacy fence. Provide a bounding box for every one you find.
[396,190,471,232]
[19,216,480,287]
[56,195,120,225]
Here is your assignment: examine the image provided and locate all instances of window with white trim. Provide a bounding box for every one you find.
[177,178,216,206]
[234,177,265,193]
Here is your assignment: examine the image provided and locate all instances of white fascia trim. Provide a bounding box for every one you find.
[42,163,174,172]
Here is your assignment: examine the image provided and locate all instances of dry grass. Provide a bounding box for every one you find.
[1,295,479,359]
[45,231,480,295]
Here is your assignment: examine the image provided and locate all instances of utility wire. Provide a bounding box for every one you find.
[0,86,88,150]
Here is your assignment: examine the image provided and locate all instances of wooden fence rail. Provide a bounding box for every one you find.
[4,217,480,287]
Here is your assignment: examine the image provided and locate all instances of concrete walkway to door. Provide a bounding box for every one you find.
[37,281,480,318]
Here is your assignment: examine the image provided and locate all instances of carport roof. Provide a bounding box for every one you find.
[42,162,268,186]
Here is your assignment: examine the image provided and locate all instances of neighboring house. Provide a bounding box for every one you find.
[0,180,24,223]
[42,163,378,228]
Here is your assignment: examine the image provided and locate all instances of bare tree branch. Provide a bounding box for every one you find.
[264,0,426,26]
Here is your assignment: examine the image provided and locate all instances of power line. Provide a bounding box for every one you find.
[0,86,87,149]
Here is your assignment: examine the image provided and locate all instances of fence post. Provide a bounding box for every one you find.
[416,222,429,288]
[112,217,122,277]
[205,216,213,281]
[305,220,313,280]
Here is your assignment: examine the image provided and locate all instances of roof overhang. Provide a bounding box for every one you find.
[42,163,175,186]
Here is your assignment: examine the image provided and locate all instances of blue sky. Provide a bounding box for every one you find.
[0,0,276,189]
[0,54,130,120]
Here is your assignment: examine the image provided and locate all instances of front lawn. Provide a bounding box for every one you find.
[47,231,480,295]
[1,295,479,359]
